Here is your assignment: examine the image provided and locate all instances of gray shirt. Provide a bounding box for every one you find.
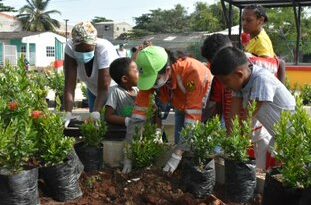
[106,85,139,117]
[236,65,296,138]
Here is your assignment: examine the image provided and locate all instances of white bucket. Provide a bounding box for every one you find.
[103,140,125,168]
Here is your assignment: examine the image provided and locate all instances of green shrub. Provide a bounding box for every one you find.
[46,70,65,98]
[0,118,38,173]
[128,96,167,169]
[218,104,255,163]
[80,109,107,147]
[274,98,311,189]
[181,116,225,166]
[33,112,75,166]
[300,84,311,105]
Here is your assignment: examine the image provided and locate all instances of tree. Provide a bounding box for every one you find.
[266,7,311,62]
[134,4,190,33]
[91,16,113,24]
[0,0,15,12]
[189,2,239,32]
[16,0,61,32]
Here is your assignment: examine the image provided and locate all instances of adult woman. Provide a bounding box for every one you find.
[64,22,118,125]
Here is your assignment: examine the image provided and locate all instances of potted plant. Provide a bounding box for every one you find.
[0,116,39,205]
[126,102,167,170]
[33,111,83,202]
[77,109,107,172]
[219,105,256,203]
[263,98,311,205]
[180,116,225,198]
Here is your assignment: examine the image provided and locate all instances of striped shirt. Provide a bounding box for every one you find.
[236,65,296,138]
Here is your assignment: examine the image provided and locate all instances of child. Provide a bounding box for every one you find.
[105,57,139,127]
[242,4,274,57]
[210,47,295,149]
[201,34,287,170]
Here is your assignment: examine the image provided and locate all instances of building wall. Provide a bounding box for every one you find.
[95,22,132,40]
[22,32,66,67]
[9,39,36,65]
[0,13,22,32]
[95,23,114,41]
[113,22,132,39]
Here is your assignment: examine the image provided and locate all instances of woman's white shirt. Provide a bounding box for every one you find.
[65,38,118,95]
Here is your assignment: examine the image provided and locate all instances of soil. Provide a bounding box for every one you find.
[40,167,225,205]
[40,167,263,205]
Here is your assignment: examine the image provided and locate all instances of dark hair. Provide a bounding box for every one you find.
[130,46,137,53]
[211,47,248,76]
[109,57,132,85]
[201,34,232,61]
[244,4,268,23]
[166,49,187,65]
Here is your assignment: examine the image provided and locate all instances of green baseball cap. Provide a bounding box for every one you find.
[136,46,168,90]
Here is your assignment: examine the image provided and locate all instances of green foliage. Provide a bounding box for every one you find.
[16,0,61,32]
[0,118,38,173]
[80,110,107,147]
[189,2,239,32]
[181,116,225,166]
[134,4,190,33]
[0,0,15,12]
[0,63,48,119]
[300,84,311,105]
[0,62,74,171]
[91,16,113,24]
[266,7,311,61]
[133,2,239,34]
[32,112,75,166]
[128,95,166,169]
[81,83,88,99]
[274,98,311,189]
[219,104,255,162]
[46,70,65,97]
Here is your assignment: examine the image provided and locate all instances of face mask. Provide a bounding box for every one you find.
[74,50,94,63]
[154,72,169,89]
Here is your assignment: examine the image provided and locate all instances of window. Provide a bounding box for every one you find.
[46,46,55,57]
[20,45,26,53]
[104,25,110,31]
[116,27,119,31]
[123,28,126,32]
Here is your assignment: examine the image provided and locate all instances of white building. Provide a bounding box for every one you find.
[0,31,66,67]
[94,22,132,41]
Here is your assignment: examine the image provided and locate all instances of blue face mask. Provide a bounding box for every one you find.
[74,50,94,63]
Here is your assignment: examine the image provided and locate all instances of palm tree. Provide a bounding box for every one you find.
[17,0,61,32]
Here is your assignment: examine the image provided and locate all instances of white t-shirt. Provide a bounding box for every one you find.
[65,38,118,95]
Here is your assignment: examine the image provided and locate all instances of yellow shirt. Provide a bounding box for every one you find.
[245,29,275,57]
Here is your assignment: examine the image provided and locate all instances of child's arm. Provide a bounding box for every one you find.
[105,105,127,126]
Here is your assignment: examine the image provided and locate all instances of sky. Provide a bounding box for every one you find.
[3,0,218,26]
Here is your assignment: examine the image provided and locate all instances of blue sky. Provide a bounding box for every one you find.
[3,0,218,26]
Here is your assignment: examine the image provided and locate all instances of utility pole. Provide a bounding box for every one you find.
[64,19,69,42]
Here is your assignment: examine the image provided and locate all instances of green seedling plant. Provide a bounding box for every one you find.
[274,98,311,189]
[32,111,75,166]
[219,103,255,163]
[181,116,225,168]
[80,109,107,147]
[0,118,38,173]
[46,70,65,104]
[300,84,311,105]
[128,95,166,169]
